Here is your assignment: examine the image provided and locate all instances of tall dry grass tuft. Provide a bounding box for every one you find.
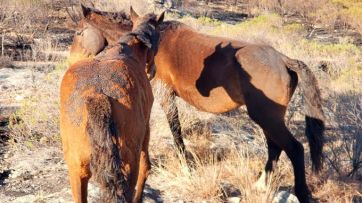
[151,145,287,202]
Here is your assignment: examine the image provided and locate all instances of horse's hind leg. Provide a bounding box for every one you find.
[160,90,186,154]
[68,167,90,203]
[254,133,282,190]
[263,125,310,202]
[270,123,310,203]
[134,126,151,203]
[246,104,310,203]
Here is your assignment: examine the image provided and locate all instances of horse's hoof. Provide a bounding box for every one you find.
[272,191,300,203]
[253,171,268,191]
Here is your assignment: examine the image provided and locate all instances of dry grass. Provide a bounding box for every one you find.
[150,147,285,202]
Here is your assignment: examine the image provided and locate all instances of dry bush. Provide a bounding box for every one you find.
[240,0,362,36]
[243,0,328,17]
[312,177,360,202]
[0,55,13,67]
[325,91,362,178]
[0,0,51,34]
[0,0,73,63]
[244,0,283,16]
[309,2,341,29]
[340,5,362,34]
[85,0,155,14]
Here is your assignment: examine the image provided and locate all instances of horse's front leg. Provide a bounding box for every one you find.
[68,167,90,203]
[159,90,186,155]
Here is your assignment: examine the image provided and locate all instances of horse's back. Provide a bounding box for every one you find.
[62,57,152,118]
[156,26,293,112]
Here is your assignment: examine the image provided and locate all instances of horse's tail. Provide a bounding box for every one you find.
[85,94,128,202]
[283,57,325,173]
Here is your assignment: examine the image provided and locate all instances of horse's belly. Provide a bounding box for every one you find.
[178,86,243,113]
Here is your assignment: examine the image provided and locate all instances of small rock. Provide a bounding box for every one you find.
[228,197,241,203]
[39,136,49,145]
[272,191,299,203]
[143,188,153,194]
[15,95,24,101]
[220,182,241,198]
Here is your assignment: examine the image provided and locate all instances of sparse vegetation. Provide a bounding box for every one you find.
[0,0,361,202]
[8,61,66,146]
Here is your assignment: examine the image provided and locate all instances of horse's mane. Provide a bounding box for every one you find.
[85,6,132,27]
[159,20,187,32]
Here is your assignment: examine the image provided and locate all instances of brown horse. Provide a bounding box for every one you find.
[60,10,164,203]
[68,4,133,65]
[70,6,325,203]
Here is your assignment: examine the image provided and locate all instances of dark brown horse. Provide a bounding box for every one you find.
[70,6,325,203]
[61,10,164,203]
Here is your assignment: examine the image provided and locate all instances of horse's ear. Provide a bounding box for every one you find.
[81,3,91,17]
[130,6,139,21]
[157,11,165,24]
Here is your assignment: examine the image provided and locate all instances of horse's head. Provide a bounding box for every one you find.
[69,4,133,64]
[128,8,165,80]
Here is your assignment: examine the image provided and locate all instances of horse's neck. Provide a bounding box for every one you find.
[84,19,131,45]
[103,28,130,45]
